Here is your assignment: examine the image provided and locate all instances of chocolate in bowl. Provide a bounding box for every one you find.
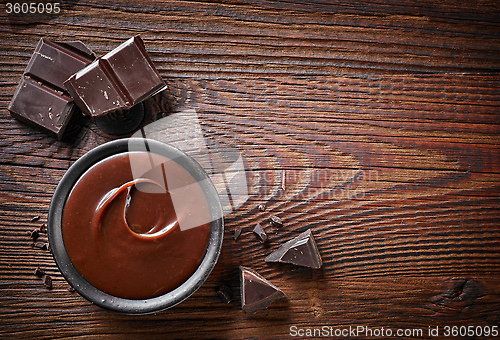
[48,138,224,314]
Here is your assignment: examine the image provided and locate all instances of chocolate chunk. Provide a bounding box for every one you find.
[269,215,283,227]
[42,274,53,289]
[234,226,243,241]
[65,35,166,117]
[9,76,78,139]
[8,38,95,139]
[239,266,285,314]
[25,38,95,91]
[217,285,233,304]
[258,204,266,212]
[31,216,40,222]
[265,229,322,268]
[34,266,46,278]
[253,223,267,243]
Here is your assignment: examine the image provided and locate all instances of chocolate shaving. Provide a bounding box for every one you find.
[31,216,40,222]
[253,223,267,243]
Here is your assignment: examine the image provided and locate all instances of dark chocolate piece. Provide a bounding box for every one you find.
[258,204,266,212]
[65,35,166,117]
[265,229,322,268]
[31,216,40,222]
[239,266,285,314]
[34,267,46,278]
[269,215,283,227]
[25,38,95,91]
[217,285,233,304]
[42,274,53,289]
[8,38,95,139]
[9,76,77,139]
[253,223,267,243]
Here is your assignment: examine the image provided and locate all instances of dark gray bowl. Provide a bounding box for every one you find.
[48,138,224,314]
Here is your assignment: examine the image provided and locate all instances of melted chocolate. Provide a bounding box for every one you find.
[62,152,211,299]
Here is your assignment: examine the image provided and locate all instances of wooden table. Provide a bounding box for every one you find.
[1,1,499,339]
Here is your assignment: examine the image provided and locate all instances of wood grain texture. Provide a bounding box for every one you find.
[0,0,499,339]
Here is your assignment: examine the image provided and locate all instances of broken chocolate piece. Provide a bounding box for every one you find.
[269,215,283,227]
[217,285,233,304]
[34,266,46,278]
[239,266,285,314]
[65,35,166,117]
[42,274,53,289]
[234,226,243,241]
[253,223,267,243]
[31,216,40,222]
[265,229,322,268]
[8,38,95,139]
[258,204,266,212]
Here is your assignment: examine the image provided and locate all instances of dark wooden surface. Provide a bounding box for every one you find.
[1,1,500,339]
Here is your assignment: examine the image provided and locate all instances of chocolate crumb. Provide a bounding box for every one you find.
[34,266,45,278]
[42,275,53,289]
[269,215,283,227]
[258,204,266,212]
[217,285,232,304]
[31,216,40,222]
[29,229,40,241]
[67,286,75,292]
[33,242,49,250]
[253,223,267,243]
[234,226,243,241]
[39,223,47,233]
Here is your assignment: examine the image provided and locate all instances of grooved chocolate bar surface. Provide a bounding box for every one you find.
[64,35,166,117]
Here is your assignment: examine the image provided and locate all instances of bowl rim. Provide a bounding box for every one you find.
[48,138,224,314]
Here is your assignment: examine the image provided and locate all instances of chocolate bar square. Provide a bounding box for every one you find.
[8,38,95,139]
[65,35,166,117]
